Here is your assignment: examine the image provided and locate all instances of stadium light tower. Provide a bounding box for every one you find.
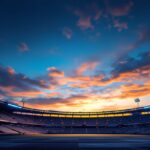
[21,97,25,108]
[134,98,140,108]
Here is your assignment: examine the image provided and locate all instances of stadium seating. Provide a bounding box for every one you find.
[0,101,150,134]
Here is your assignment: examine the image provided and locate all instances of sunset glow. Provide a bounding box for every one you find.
[0,0,150,111]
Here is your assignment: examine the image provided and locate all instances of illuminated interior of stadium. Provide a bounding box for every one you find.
[1,101,150,118]
[0,100,150,135]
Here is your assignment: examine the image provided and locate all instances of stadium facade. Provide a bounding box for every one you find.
[0,101,150,134]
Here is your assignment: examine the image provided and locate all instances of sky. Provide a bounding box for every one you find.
[0,0,150,112]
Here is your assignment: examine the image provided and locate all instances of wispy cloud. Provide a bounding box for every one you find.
[75,61,98,76]
[113,28,150,59]
[18,42,29,52]
[113,20,128,31]
[62,27,73,39]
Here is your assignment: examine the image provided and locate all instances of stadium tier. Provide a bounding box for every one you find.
[0,101,150,134]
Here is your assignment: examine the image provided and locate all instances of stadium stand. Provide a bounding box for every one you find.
[0,101,150,134]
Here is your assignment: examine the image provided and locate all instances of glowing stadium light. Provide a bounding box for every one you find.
[134,98,140,108]
[8,103,22,109]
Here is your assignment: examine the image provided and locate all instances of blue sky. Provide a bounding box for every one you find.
[0,0,150,111]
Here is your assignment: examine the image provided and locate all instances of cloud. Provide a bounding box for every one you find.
[94,9,102,21]
[0,65,47,97]
[6,67,15,75]
[0,88,7,97]
[7,90,44,98]
[100,82,150,101]
[131,28,150,50]
[62,27,73,39]
[18,42,29,52]
[46,51,150,90]
[15,94,91,111]
[111,51,150,78]
[92,81,150,102]
[77,17,94,30]
[139,28,150,43]
[102,0,133,32]
[0,51,150,111]
[46,92,60,97]
[47,67,64,77]
[75,61,99,76]
[114,28,150,59]
[113,20,128,31]
[118,82,150,99]
[73,6,101,30]
[71,1,133,32]
[13,79,150,111]
[25,94,88,105]
[108,1,133,17]
[64,51,150,88]
[68,74,105,88]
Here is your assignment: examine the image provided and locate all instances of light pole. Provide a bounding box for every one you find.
[21,97,25,108]
[134,98,140,108]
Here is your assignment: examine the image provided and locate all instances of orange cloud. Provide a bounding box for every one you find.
[46,92,60,97]
[110,66,150,83]
[7,67,15,75]
[0,86,44,98]
[119,81,150,99]
[1,56,150,112]
[46,63,150,90]
[75,61,98,76]
[13,80,150,111]
[47,67,64,77]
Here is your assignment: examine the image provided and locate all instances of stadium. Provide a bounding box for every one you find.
[0,0,150,149]
[1,100,150,135]
[1,100,150,149]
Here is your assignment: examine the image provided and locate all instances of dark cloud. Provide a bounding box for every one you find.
[123,28,150,53]
[24,94,87,105]
[0,65,47,91]
[25,97,63,105]
[112,28,150,62]
[111,50,150,77]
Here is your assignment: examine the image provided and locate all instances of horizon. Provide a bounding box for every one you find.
[0,0,150,112]
[5,100,150,112]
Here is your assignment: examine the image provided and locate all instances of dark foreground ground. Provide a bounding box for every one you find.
[0,134,150,150]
